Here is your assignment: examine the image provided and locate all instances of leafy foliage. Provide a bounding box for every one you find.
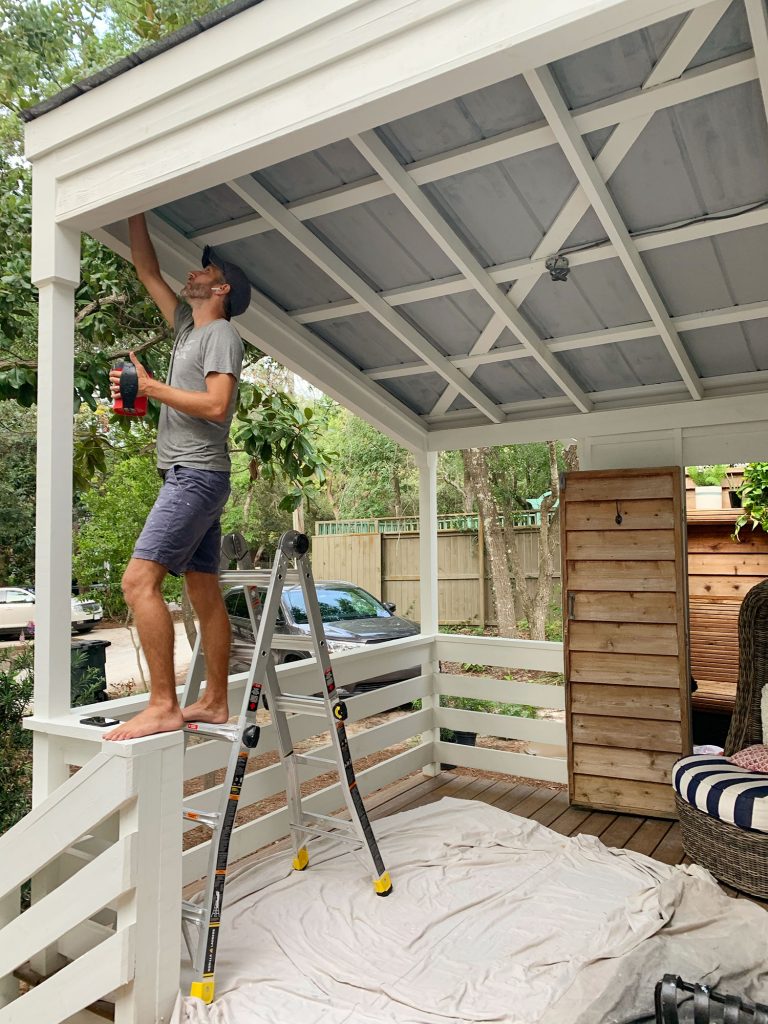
[735,462,768,539]
[686,464,728,487]
[0,404,36,583]
[0,643,34,834]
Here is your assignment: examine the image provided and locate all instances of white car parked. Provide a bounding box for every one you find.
[0,587,104,638]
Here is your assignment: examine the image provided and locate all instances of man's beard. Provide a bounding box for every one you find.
[181,281,212,301]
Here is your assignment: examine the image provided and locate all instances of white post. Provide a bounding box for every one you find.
[31,164,80,728]
[113,733,184,1024]
[417,451,441,775]
[29,165,81,978]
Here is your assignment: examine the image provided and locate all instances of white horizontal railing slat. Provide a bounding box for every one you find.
[0,926,134,1024]
[436,673,565,709]
[0,754,132,898]
[437,707,565,745]
[436,634,564,673]
[0,835,135,979]
[434,742,567,784]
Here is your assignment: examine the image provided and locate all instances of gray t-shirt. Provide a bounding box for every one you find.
[156,304,244,472]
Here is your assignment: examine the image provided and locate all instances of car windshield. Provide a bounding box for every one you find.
[287,586,390,624]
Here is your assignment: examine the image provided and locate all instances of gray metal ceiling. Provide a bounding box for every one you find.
[153,0,768,430]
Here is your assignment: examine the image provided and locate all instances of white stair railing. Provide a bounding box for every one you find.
[0,731,184,1024]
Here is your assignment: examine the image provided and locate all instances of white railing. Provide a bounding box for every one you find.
[15,632,566,1016]
[0,731,183,1024]
[434,634,567,783]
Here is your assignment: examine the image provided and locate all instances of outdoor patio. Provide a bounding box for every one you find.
[3,0,768,1019]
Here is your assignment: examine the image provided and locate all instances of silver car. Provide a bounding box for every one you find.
[224,580,419,692]
[0,587,104,638]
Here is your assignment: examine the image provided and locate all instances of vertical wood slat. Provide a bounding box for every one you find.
[562,467,690,819]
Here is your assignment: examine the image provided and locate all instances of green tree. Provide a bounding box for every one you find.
[0,404,36,583]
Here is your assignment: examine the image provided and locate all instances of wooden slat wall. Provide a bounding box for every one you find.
[562,468,690,819]
[686,510,768,711]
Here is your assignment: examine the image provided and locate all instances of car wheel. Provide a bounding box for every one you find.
[74,626,94,634]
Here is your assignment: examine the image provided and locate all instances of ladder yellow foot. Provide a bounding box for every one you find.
[190,980,215,1004]
[292,846,309,871]
[373,871,393,896]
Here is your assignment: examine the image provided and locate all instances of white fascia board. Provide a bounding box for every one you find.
[425,389,768,451]
[95,221,429,454]
[35,0,711,230]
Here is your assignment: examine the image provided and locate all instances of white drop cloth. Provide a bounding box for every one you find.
[173,797,768,1024]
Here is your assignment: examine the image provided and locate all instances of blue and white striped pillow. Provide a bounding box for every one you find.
[673,754,768,833]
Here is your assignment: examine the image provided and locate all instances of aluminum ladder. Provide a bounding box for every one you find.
[180,530,393,1004]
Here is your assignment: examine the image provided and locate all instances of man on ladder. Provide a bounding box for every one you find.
[105,214,251,740]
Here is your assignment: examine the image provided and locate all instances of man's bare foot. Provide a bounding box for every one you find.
[181,699,230,725]
[103,705,185,741]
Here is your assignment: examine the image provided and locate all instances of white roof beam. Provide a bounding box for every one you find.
[429,2,725,414]
[745,0,768,132]
[226,174,506,424]
[365,298,768,380]
[352,128,593,413]
[290,201,768,324]
[526,64,705,400]
[190,46,752,248]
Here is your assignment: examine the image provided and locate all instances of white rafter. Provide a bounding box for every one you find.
[352,129,593,413]
[364,299,768,380]
[191,45,753,248]
[429,1,726,414]
[526,64,704,399]
[225,175,506,423]
[745,0,768,129]
[289,201,768,324]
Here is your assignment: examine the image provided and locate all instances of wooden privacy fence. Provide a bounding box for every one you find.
[312,519,561,626]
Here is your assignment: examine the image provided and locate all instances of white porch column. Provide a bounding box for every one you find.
[30,164,80,793]
[417,451,440,775]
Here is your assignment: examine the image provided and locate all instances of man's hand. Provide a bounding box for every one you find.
[109,352,153,401]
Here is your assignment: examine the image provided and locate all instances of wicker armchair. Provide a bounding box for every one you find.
[674,578,768,898]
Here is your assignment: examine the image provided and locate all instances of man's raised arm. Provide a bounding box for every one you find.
[129,214,179,327]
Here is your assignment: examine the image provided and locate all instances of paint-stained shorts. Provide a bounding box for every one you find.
[133,466,231,576]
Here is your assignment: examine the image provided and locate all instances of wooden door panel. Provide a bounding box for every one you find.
[572,713,682,752]
[572,744,679,785]
[566,560,677,591]
[568,620,678,656]
[565,499,676,531]
[570,683,681,721]
[566,530,675,560]
[564,476,674,502]
[572,775,676,817]
[562,467,690,820]
[570,651,681,687]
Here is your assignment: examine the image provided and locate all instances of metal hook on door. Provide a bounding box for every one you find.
[615,501,623,526]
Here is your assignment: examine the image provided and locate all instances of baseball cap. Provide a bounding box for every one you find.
[202,245,252,317]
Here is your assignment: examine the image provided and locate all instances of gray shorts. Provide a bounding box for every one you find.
[133,466,231,576]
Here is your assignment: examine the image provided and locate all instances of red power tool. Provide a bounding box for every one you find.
[113,359,148,417]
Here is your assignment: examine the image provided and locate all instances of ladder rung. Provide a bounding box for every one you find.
[182,900,206,924]
[294,753,336,767]
[290,822,362,846]
[218,569,302,586]
[274,694,328,717]
[184,722,239,742]
[302,811,357,833]
[183,808,221,829]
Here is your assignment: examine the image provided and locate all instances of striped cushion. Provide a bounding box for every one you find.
[673,755,768,834]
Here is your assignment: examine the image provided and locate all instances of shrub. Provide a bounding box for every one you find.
[0,644,34,834]
[687,464,727,487]
[735,462,768,539]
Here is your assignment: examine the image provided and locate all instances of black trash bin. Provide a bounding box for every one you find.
[71,638,111,705]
